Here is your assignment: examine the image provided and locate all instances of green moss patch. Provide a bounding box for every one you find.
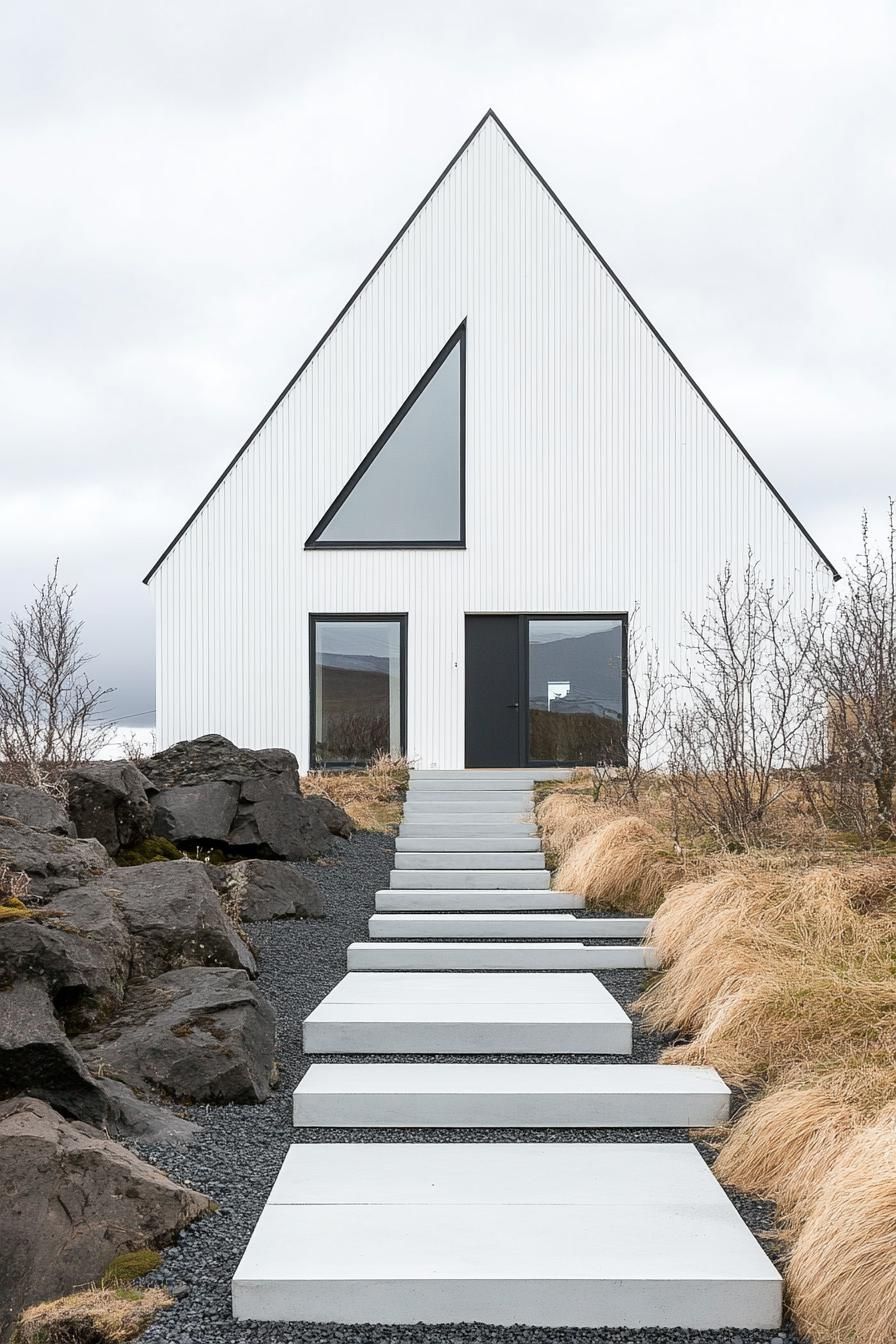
[101,1249,162,1284]
[115,837,184,866]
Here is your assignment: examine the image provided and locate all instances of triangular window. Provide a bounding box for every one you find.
[306,324,465,547]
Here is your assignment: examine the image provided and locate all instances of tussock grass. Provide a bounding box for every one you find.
[554,815,689,915]
[712,1078,887,1227]
[14,1286,171,1343]
[788,1103,896,1344]
[639,859,896,1078]
[535,788,604,864]
[539,777,896,1339]
[302,753,409,832]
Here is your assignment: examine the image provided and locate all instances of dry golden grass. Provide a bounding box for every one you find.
[301,754,409,832]
[788,1102,896,1344]
[554,815,690,915]
[539,778,896,1340]
[713,1077,891,1227]
[14,1286,172,1344]
[535,788,605,863]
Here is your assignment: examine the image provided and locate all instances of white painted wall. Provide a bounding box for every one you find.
[147,115,834,771]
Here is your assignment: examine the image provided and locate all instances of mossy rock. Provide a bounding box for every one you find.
[115,837,184,867]
[101,1249,162,1284]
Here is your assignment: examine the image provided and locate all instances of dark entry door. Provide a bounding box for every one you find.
[464,616,522,767]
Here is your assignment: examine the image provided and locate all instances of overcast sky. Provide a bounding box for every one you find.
[1,0,893,730]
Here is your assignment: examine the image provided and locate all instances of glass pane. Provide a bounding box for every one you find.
[313,620,402,765]
[528,619,625,764]
[316,340,462,543]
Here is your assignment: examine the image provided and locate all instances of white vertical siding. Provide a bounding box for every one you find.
[149,116,833,770]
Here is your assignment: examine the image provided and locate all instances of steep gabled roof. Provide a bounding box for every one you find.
[144,109,839,583]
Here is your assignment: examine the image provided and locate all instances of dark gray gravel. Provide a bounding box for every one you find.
[137,833,800,1344]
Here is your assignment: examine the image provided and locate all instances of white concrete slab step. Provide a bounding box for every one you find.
[376,889,585,911]
[394,851,545,870]
[390,869,551,890]
[400,806,531,817]
[232,1142,781,1327]
[405,784,531,795]
[302,971,632,1054]
[368,912,650,939]
[400,821,538,836]
[409,768,570,780]
[406,779,535,787]
[294,1063,729,1127]
[396,835,541,852]
[347,941,656,970]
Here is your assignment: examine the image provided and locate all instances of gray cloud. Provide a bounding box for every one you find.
[1,0,894,723]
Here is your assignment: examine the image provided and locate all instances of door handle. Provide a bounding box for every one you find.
[506,702,520,710]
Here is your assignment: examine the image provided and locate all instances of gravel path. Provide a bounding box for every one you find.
[139,832,799,1344]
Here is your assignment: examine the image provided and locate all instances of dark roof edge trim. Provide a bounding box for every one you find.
[145,107,839,583]
[483,111,840,581]
[143,111,492,583]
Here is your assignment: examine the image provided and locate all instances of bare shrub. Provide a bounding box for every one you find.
[0,863,31,904]
[788,1103,896,1344]
[0,562,113,780]
[117,730,157,764]
[615,608,667,802]
[816,504,896,840]
[554,815,688,915]
[668,558,823,847]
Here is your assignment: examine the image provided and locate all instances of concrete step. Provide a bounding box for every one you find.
[396,835,542,852]
[400,820,538,834]
[232,1142,782,1327]
[405,784,531,795]
[405,806,537,817]
[302,971,632,1054]
[390,869,551,890]
[294,1063,730,1127]
[408,779,537,792]
[375,889,585,911]
[394,852,545,870]
[347,941,656,971]
[368,913,650,939]
[408,769,570,780]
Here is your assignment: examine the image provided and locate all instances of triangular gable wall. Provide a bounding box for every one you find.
[144,111,837,583]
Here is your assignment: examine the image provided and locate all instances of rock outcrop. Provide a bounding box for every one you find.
[304,793,355,838]
[0,1096,211,1339]
[0,783,74,836]
[75,966,276,1104]
[63,760,156,855]
[110,860,257,979]
[209,858,325,921]
[140,734,300,791]
[0,979,111,1128]
[0,880,130,1030]
[0,816,111,901]
[137,734,341,860]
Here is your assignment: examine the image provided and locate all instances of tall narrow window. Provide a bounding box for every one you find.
[527,618,626,765]
[311,617,405,767]
[306,325,465,547]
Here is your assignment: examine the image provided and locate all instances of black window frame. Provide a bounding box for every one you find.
[308,612,408,769]
[305,322,466,550]
[523,612,629,768]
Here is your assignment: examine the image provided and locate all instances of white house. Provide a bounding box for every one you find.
[145,110,837,772]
